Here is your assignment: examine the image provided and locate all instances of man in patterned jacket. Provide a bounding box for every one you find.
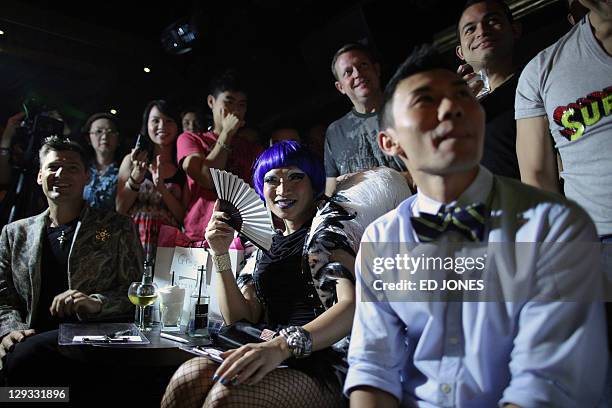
[0,136,143,383]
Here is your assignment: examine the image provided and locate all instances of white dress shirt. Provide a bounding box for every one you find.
[345,167,608,407]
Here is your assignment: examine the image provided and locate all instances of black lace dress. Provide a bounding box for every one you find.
[248,221,320,328]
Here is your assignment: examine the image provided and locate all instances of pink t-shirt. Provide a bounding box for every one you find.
[177,130,263,241]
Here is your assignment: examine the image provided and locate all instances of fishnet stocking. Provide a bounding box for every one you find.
[161,357,218,408]
[161,357,346,408]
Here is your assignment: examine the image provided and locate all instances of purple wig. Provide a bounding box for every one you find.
[252,140,325,200]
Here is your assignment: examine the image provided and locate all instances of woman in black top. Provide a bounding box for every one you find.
[162,141,356,407]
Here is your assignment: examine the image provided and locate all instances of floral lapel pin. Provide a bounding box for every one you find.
[96,228,111,242]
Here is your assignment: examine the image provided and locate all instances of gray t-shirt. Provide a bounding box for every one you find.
[324,110,405,177]
[515,16,612,235]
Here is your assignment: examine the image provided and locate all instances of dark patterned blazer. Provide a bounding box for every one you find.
[0,206,144,338]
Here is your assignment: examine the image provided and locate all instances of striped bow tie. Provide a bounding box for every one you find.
[410,203,487,242]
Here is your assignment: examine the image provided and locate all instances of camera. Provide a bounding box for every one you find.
[2,97,65,225]
[18,97,65,145]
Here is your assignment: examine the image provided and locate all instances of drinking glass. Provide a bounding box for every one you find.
[128,281,158,330]
[468,68,491,99]
[159,286,185,332]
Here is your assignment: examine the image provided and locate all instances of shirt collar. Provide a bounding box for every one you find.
[413,166,493,216]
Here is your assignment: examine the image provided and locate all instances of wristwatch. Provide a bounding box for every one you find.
[279,326,312,359]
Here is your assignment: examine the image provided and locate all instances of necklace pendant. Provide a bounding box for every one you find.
[57,230,68,249]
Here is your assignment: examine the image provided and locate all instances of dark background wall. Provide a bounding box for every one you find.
[0,0,570,146]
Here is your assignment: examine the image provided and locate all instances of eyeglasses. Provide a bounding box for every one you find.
[90,129,118,137]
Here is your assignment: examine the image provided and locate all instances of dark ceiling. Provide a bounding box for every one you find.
[0,0,568,142]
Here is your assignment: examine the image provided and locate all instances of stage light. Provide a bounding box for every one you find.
[110,109,117,115]
[0,30,5,35]
[161,18,198,55]
[143,67,151,73]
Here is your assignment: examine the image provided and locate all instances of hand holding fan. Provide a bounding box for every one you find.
[209,168,275,251]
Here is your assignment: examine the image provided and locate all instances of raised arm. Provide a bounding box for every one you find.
[116,150,148,214]
[213,257,262,325]
[516,116,560,193]
[205,201,262,324]
[181,152,215,190]
[181,113,242,191]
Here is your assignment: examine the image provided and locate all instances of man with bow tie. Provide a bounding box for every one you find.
[344,45,608,407]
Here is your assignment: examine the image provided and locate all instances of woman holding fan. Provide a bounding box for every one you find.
[162,141,358,407]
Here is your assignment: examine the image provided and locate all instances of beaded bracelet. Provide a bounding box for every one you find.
[211,253,232,272]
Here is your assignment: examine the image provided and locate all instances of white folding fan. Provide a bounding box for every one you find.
[209,168,275,251]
